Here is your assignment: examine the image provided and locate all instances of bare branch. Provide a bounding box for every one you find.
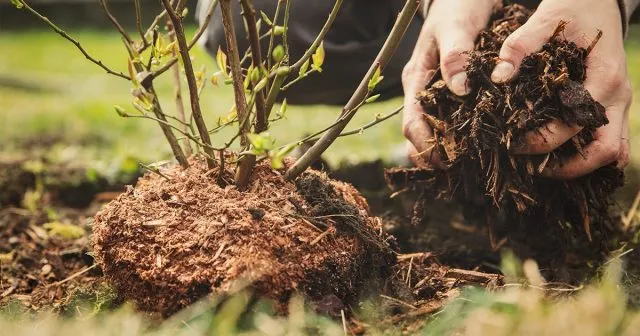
[99,0,134,46]
[220,0,254,188]
[152,0,218,78]
[16,0,129,80]
[266,0,283,71]
[162,0,217,168]
[239,0,268,133]
[285,0,420,180]
[134,0,148,46]
[167,21,193,156]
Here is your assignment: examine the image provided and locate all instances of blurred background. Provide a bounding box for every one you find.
[0,0,638,201]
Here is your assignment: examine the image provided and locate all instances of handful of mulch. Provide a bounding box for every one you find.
[387,4,624,242]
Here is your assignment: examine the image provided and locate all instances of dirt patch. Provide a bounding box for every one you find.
[387,4,626,281]
[0,207,104,312]
[92,155,395,316]
[0,156,140,209]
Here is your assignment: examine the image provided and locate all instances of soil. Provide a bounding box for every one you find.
[0,206,105,312]
[386,4,627,282]
[91,155,395,316]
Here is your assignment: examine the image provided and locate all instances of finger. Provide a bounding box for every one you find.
[542,106,625,179]
[403,87,442,168]
[436,25,487,96]
[491,14,557,83]
[511,121,583,155]
[402,30,441,167]
[618,119,630,169]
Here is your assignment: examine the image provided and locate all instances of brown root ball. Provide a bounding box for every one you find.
[92,156,394,316]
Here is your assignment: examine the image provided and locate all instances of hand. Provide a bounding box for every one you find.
[491,0,632,179]
[402,0,499,167]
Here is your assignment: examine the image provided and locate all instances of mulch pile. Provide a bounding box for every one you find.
[92,156,395,316]
[387,4,625,265]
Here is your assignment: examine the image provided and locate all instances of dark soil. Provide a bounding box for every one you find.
[387,4,626,281]
[92,155,395,316]
[0,206,105,312]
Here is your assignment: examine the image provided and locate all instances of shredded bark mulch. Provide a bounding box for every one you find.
[92,156,395,316]
[386,4,626,280]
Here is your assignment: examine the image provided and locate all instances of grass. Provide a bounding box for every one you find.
[0,27,405,169]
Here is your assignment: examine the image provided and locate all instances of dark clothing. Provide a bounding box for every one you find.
[197,0,421,105]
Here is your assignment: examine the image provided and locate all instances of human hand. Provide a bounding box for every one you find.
[491,0,632,179]
[402,0,499,167]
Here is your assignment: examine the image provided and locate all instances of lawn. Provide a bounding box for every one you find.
[0,27,405,169]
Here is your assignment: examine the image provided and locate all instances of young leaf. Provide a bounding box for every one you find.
[254,77,269,92]
[299,59,310,77]
[250,66,260,83]
[248,132,275,155]
[272,25,285,36]
[210,73,219,86]
[43,222,85,240]
[277,99,288,118]
[365,94,381,104]
[311,41,325,72]
[114,105,129,117]
[181,7,189,18]
[368,65,383,91]
[216,47,228,77]
[272,45,285,63]
[10,0,23,9]
[260,11,273,26]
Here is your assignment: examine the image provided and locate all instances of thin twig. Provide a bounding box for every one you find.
[289,0,342,74]
[46,264,97,288]
[623,188,640,229]
[240,0,268,133]
[379,294,417,310]
[16,0,129,80]
[285,0,420,180]
[152,0,219,78]
[99,0,134,46]
[133,0,148,46]
[266,0,283,71]
[167,21,193,156]
[162,0,217,169]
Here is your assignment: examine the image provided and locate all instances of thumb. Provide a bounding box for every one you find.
[491,15,557,83]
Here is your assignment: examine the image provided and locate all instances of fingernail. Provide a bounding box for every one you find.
[491,61,515,83]
[450,72,470,96]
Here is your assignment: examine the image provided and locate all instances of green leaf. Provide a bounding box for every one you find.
[278,99,288,118]
[181,7,189,18]
[250,66,260,83]
[365,94,381,104]
[254,77,268,92]
[260,11,273,26]
[247,132,275,155]
[272,45,285,63]
[299,59,310,77]
[368,65,383,91]
[10,0,23,9]
[43,222,85,240]
[272,25,285,36]
[114,105,129,117]
[311,41,325,72]
[216,47,229,77]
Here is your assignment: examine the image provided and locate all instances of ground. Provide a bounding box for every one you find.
[0,24,640,335]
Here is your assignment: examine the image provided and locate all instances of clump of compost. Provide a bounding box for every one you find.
[92,155,394,316]
[387,5,624,252]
